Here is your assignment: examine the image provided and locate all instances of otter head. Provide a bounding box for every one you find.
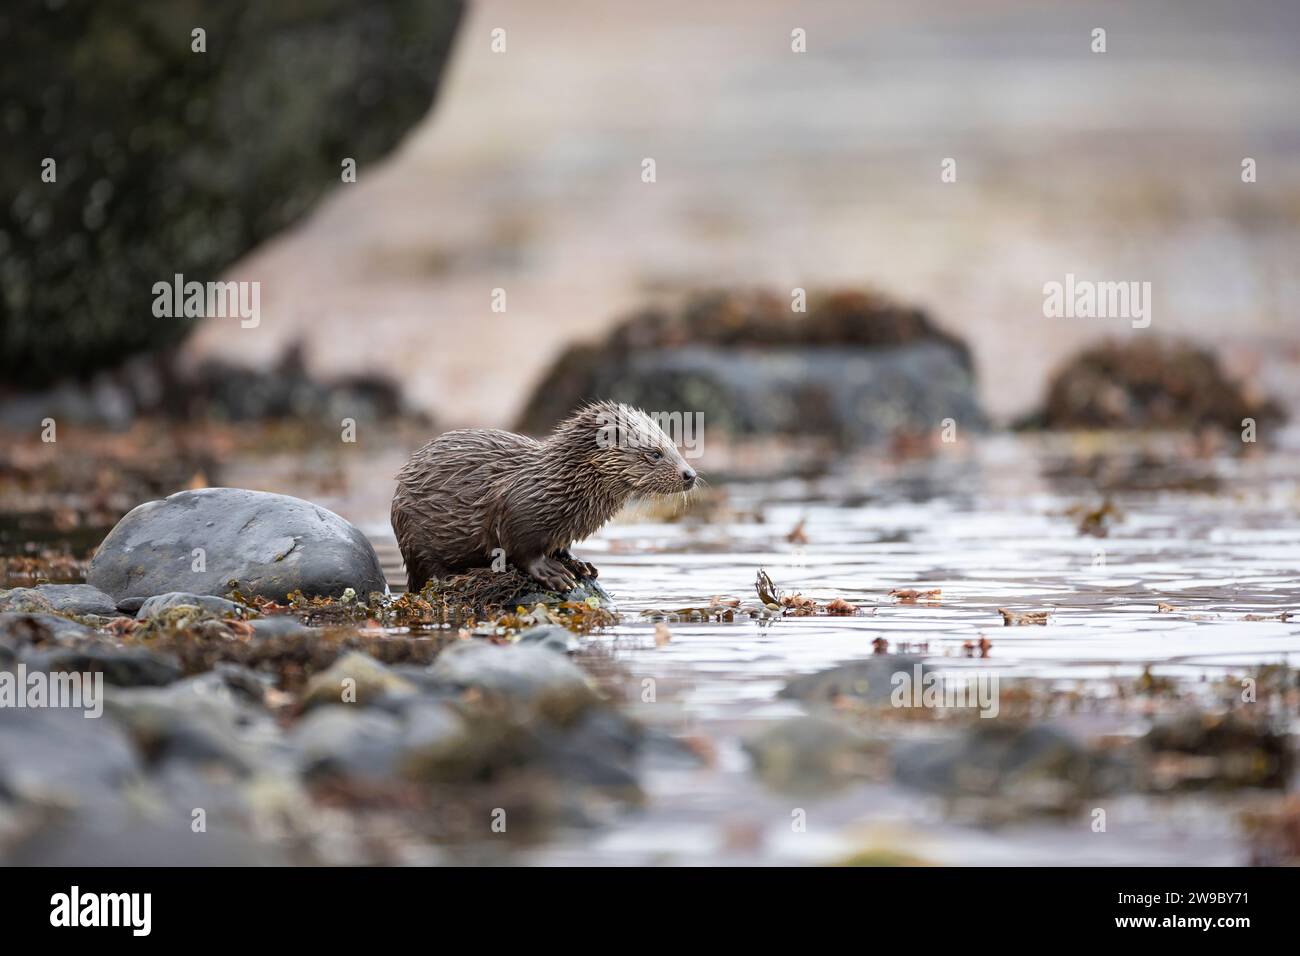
[578,402,697,495]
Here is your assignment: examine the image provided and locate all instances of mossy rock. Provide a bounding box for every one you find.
[515,289,984,447]
[1032,337,1285,433]
[0,0,464,387]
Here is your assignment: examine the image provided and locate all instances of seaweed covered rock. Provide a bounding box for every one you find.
[515,290,985,446]
[1034,338,1285,433]
[1141,712,1291,791]
[415,566,616,613]
[132,591,247,621]
[0,0,465,389]
[891,721,1125,818]
[86,488,386,604]
[779,655,927,709]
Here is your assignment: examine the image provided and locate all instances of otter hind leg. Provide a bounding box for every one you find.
[404,555,448,594]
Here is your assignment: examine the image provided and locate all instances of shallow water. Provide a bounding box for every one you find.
[363,434,1300,865]
[5,433,1297,865]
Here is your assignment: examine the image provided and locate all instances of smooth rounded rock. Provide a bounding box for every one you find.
[135,592,247,621]
[87,488,387,604]
[0,584,118,617]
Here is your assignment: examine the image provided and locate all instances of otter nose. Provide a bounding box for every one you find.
[681,468,697,489]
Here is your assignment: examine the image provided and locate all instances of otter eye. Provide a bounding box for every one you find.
[649,449,663,462]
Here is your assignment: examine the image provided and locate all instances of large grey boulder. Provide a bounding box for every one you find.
[0,0,465,391]
[87,488,386,604]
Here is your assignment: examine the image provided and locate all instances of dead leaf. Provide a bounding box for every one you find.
[825,597,858,615]
[891,588,942,603]
[998,608,1050,626]
[755,568,782,606]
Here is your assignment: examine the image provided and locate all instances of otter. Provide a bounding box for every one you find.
[391,402,698,593]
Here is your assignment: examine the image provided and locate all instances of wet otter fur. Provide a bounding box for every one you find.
[391,402,698,593]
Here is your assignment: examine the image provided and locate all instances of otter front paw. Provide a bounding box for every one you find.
[526,555,578,593]
[554,549,599,580]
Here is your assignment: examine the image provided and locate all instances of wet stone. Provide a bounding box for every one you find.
[300,651,419,711]
[0,611,98,647]
[516,624,581,654]
[135,592,247,620]
[428,641,597,718]
[0,584,117,617]
[292,707,408,780]
[0,707,141,809]
[23,645,183,688]
[86,488,387,604]
[779,655,927,708]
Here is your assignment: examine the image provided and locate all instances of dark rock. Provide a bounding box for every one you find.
[513,576,615,609]
[529,707,643,790]
[6,802,290,866]
[105,670,284,774]
[135,591,246,621]
[1,610,191,688]
[417,565,616,611]
[1032,337,1285,433]
[398,703,639,792]
[0,589,55,615]
[0,707,141,808]
[0,611,98,647]
[292,707,408,780]
[1141,711,1291,790]
[0,0,465,390]
[24,645,182,688]
[779,655,927,708]
[516,290,985,447]
[86,487,387,603]
[0,584,117,617]
[891,722,1122,814]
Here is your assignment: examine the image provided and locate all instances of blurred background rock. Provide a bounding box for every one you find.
[0,0,464,417]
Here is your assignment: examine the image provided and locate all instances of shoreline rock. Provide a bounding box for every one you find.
[86,487,387,604]
[516,290,985,447]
